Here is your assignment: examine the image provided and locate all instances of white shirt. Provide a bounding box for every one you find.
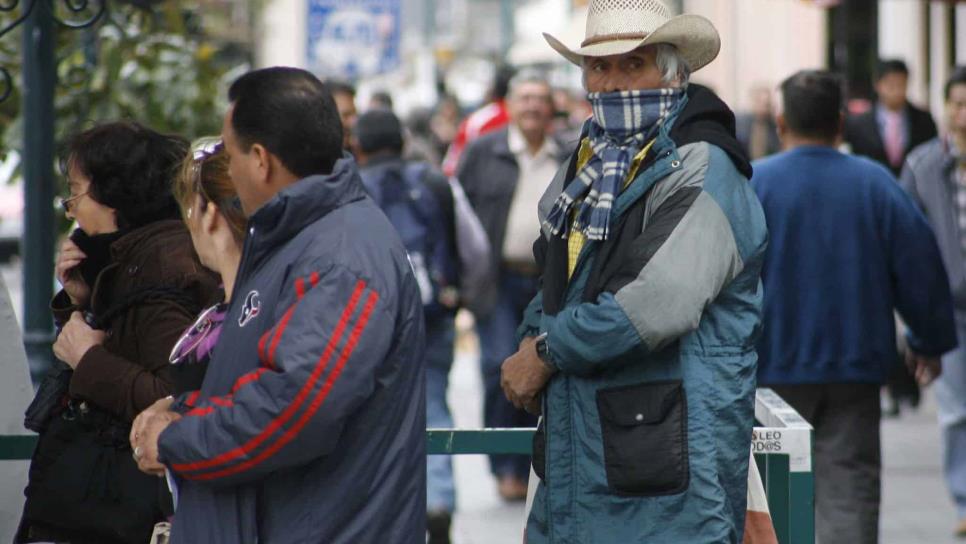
[502,125,560,263]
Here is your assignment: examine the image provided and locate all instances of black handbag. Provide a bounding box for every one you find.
[22,360,73,433]
[17,402,162,544]
[17,287,201,544]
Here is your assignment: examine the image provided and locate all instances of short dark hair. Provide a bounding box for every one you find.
[324,79,356,98]
[228,67,342,178]
[876,59,909,81]
[946,66,966,101]
[492,65,516,101]
[370,91,393,110]
[355,109,404,155]
[780,70,844,141]
[62,121,188,230]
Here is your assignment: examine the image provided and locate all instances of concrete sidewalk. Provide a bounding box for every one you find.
[448,345,526,544]
[881,391,961,543]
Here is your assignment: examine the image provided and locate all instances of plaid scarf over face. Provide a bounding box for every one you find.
[544,87,685,241]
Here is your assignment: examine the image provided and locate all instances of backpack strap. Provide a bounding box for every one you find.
[403,162,459,276]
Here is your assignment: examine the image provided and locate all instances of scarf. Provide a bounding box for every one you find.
[69,228,124,291]
[543,87,684,241]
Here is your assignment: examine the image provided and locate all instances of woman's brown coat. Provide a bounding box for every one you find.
[51,220,219,422]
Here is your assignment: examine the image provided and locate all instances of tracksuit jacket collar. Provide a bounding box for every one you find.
[245,153,368,264]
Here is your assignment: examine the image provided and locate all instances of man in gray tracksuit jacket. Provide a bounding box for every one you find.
[132,68,427,543]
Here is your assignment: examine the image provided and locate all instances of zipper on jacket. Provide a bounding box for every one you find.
[230,225,258,307]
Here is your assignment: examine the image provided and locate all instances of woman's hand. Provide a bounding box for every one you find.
[55,238,90,306]
[52,312,106,369]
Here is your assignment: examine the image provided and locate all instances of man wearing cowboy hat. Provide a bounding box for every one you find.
[499,0,767,541]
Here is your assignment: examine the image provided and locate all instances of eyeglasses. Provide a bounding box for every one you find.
[169,304,225,365]
[58,191,89,213]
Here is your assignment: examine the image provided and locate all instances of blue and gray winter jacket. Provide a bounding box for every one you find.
[157,156,427,543]
[523,85,768,543]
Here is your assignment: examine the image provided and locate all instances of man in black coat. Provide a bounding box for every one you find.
[845,59,938,177]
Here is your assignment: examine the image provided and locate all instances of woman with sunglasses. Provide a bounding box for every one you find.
[17,122,219,544]
[166,138,246,394]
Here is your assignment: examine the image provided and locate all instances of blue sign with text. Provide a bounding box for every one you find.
[307,0,401,79]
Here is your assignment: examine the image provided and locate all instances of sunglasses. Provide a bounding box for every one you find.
[191,139,225,201]
[169,304,225,365]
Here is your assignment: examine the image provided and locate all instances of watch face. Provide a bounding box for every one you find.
[537,338,549,359]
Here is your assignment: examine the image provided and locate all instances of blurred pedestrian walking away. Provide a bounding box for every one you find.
[506,1,768,542]
[898,66,966,538]
[442,66,514,176]
[736,84,781,160]
[753,70,957,544]
[355,108,490,544]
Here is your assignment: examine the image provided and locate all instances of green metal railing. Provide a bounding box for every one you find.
[752,388,815,544]
[427,388,815,544]
[1,389,813,543]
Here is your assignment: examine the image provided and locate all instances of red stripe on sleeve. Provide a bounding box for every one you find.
[266,274,316,368]
[171,280,367,474]
[257,330,271,363]
[188,289,380,481]
[266,304,299,368]
[184,390,201,407]
[186,406,215,417]
[295,276,306,299]
[231,367,270,395]
[209,396,234,407]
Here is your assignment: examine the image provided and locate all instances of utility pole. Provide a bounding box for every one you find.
[21,0,57,384]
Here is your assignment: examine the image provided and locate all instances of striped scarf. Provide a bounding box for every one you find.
[543,87,684,241]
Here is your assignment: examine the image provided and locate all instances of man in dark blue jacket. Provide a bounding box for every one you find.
[131,67,427,543]
[753,70,957,544]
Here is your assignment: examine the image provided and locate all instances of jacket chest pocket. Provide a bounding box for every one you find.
[595,380,689,496]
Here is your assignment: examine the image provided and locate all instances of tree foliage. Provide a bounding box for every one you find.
[0,1,251,181]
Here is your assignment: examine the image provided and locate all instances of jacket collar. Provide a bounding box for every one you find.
[110,219,187,262]
[491,127,514,159]
[246,153,368,256]
[361,153,405,170]
[507,124,560,159]
[941,136,962,176]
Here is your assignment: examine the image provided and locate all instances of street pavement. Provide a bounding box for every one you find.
[881,392,961,544]
[1,260,962,543]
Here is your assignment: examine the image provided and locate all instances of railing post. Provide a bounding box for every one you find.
[21,0,58,385]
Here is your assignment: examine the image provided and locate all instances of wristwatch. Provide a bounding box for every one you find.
[534,332,556,372]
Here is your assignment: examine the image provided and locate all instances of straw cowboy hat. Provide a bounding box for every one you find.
[544,0,720,72]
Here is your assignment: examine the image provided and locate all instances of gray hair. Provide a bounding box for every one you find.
[654,43,691,86]
[507,70,552,99]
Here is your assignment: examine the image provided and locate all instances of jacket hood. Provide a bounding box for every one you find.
[248,153,369,250]
[670,84,753,179]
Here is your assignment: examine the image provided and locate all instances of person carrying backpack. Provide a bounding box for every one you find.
[354,108,490,544]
